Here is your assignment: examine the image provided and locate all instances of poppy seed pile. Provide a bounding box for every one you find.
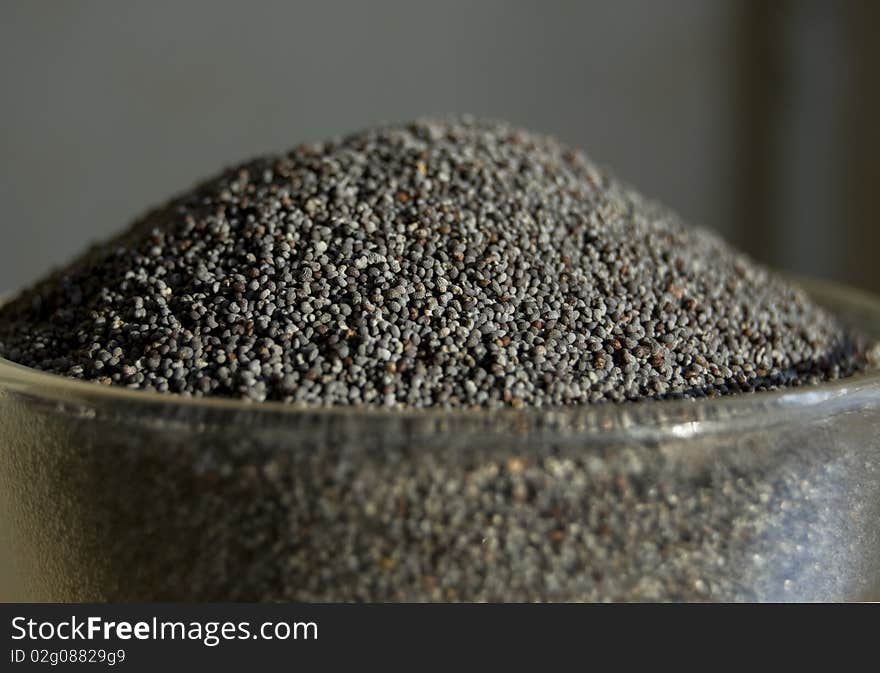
[0,118,868,406]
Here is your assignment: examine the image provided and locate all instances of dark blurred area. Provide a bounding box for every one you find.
[733,0,879,294]
[0,0,877,294]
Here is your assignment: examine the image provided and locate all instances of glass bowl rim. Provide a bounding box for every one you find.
[1,277,879,439]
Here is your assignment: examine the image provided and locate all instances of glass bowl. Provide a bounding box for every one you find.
[1,278,879,602]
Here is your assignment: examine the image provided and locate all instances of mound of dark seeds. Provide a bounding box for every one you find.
[0,118,868,406]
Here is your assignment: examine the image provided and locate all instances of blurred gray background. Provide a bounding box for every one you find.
[0,0,877,294]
